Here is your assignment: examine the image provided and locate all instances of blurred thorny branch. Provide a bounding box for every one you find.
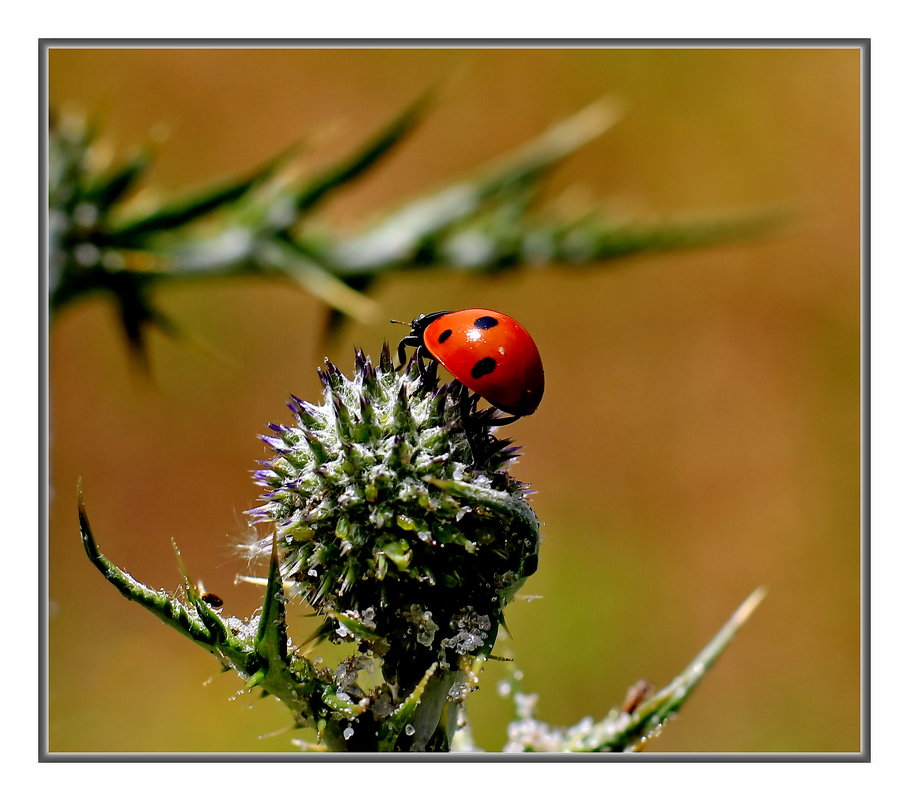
[49,95,781,367]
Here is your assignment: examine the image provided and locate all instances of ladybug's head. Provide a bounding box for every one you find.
[391,311,454,372]
[406,310,452,339]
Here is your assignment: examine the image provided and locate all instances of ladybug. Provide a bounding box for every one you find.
[395,308,544,421]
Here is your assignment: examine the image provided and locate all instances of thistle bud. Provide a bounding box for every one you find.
[247,346,539,749]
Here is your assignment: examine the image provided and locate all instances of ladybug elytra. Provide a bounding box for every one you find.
[395,308,544,420]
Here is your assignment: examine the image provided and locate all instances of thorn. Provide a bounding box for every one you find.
[171,538,193,589]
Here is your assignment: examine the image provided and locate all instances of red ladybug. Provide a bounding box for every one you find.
[395,308,544,419]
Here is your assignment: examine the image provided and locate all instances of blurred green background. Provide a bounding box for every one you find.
[47,46,861,753]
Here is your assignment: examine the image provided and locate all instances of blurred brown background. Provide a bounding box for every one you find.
[47,46,861,753]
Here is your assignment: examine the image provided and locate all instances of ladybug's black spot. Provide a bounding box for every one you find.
[471,357,497,379]
[437,328,453,344]
[473,315,499,330]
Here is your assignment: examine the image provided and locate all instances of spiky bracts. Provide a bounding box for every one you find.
[248,346,539,748]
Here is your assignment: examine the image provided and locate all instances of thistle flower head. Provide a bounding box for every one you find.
[249,346,540,693]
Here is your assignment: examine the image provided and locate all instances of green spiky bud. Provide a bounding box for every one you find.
[248,346,539,747]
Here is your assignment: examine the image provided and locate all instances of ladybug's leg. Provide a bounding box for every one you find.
[453,383,479,421]
[454,384,488,464]
[415,347,427,379]
[395,334,421,372]
[413,346,440,390]
[454,382,473,419]
[423,355,438,386]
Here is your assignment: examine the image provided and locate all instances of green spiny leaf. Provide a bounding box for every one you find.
[611,586,768,752]
[78,485,217,647]
[570,587,767,753]
[109,147,292,242]
[82,148,152,209]
[254,534,289,665]
[293,92,430,216]
[328,97,622,274]
[377,661,438,751]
